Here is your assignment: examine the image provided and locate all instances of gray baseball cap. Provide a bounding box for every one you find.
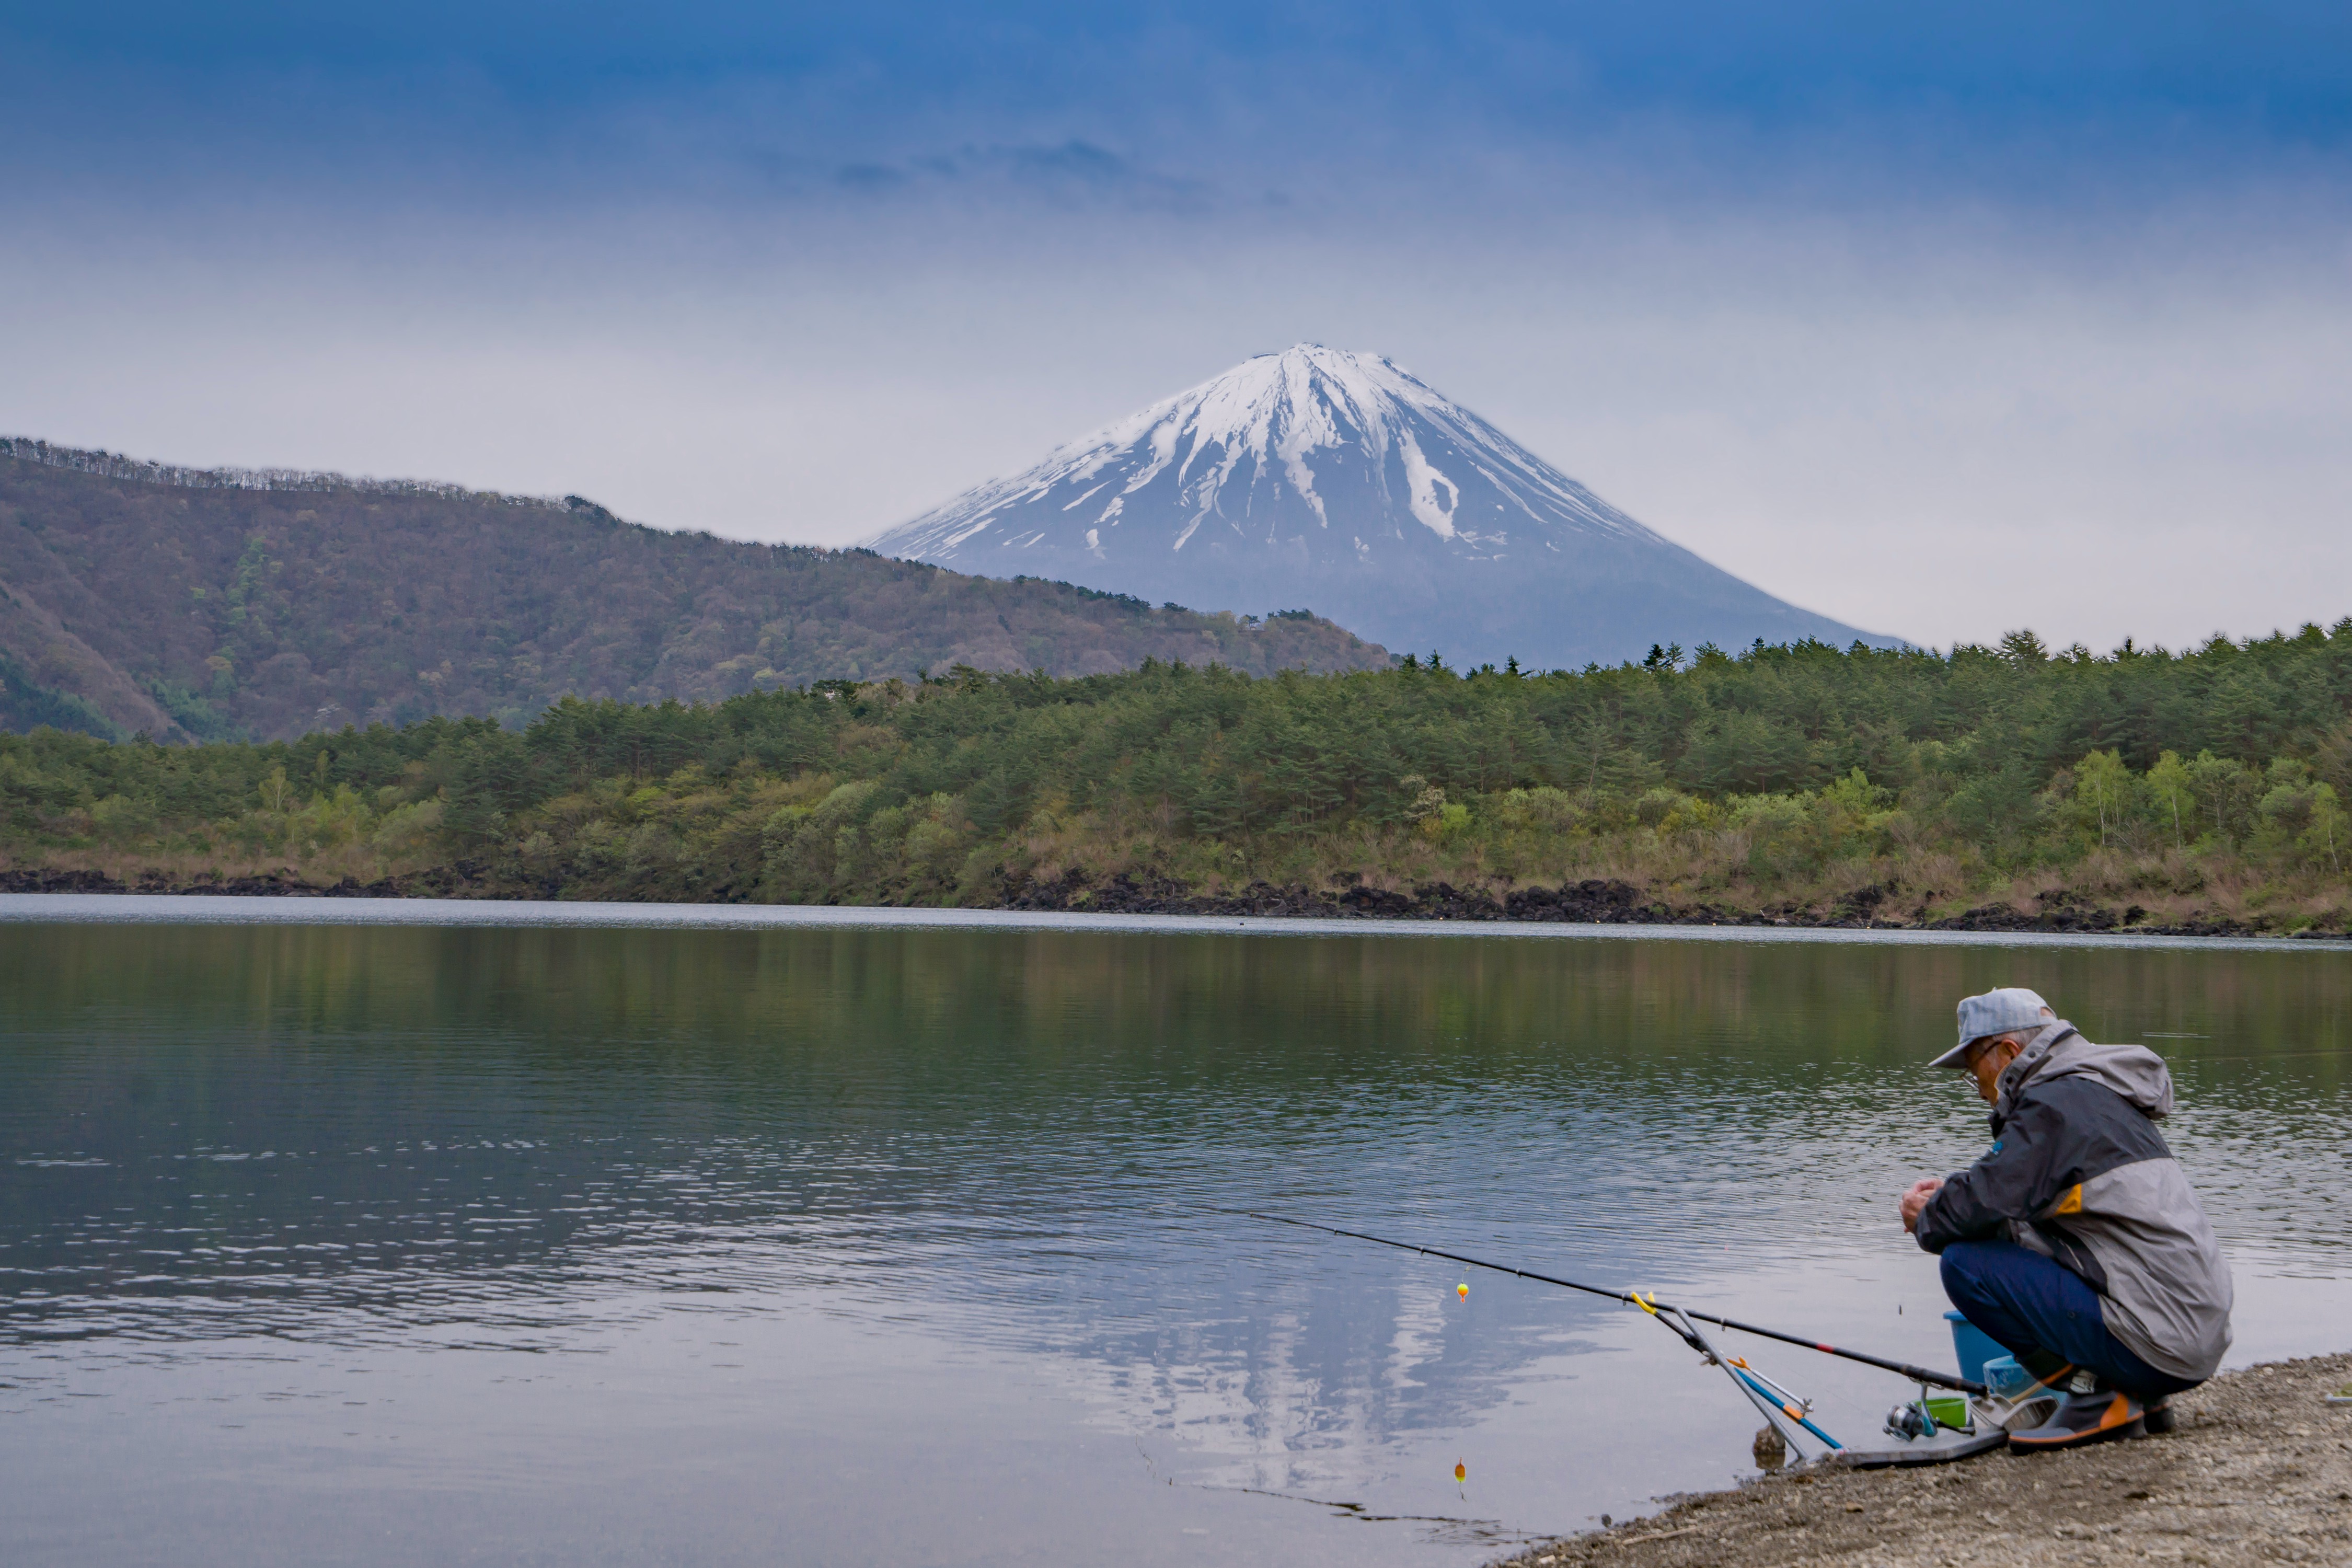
[1929,987,2054,1068]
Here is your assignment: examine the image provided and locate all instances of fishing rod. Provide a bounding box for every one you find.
[1243,1212,1985,1397]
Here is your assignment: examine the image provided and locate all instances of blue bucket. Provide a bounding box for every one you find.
[1945,1310,2003,1387]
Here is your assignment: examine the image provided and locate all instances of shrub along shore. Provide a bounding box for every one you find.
[4,626,2351,935]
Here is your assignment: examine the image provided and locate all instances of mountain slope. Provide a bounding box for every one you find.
[0,439,1388,742]
[868,345,1896,668]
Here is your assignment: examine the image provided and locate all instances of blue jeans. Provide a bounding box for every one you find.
[1939,1239,2199,1401]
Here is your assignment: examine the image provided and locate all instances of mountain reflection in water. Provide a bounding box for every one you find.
[3,918,2348,1567]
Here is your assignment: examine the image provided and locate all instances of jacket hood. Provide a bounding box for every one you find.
[1992,1020,2175,1129]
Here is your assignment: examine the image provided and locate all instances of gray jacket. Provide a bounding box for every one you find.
[1915,1021,2234,1381]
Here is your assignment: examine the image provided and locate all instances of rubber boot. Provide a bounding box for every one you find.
[2009,1380,2147,1451]
[2144,1395,2176,1434]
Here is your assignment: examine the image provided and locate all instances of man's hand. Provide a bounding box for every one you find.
[1899,1177,1944,1234]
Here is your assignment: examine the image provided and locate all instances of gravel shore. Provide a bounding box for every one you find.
[1493,1352,2352,1567]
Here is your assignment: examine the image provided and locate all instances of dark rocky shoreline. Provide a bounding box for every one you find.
[5,863,2344,940]
[0,866,495,900]
[1000,869,2327,939]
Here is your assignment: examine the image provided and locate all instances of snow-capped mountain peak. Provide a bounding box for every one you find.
[885,344,1655,569]
[866,347,1891,668]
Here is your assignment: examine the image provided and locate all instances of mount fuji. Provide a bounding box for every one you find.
[866,346,1896,669]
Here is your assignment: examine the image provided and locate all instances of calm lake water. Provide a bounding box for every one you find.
[4,899,2349,1567]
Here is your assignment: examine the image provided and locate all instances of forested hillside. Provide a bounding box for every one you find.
[7,624,2351,932]
[0,439,1388,743]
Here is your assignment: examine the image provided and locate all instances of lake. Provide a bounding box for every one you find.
[4,897,2348,1566]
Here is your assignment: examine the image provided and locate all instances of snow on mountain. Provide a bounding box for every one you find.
[867,345,1895,668]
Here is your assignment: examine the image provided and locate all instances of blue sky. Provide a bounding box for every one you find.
[14,2,2349,199]
[5,3,2351,647]
[16,3,2349,134]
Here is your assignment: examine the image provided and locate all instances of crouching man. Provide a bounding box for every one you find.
[1899,987,2233,1449]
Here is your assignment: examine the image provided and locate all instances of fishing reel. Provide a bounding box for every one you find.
[1883,1386,1976,1443]
[1882,1400,1938,1442]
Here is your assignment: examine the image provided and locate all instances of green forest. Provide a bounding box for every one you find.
[6,622,2351,932]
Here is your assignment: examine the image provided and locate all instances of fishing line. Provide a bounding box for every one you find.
[1240,1210,1985,1397]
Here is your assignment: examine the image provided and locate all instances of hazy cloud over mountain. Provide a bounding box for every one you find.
[5,2,2350,652]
